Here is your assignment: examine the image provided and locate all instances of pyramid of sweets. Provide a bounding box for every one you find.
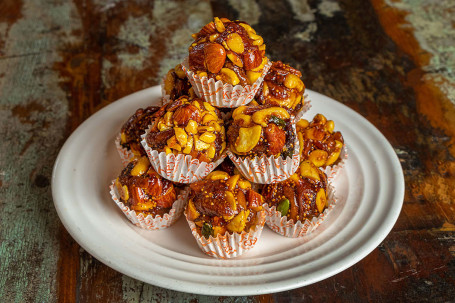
[109,17,347,259]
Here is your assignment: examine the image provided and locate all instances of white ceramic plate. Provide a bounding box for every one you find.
[52,86,404,296]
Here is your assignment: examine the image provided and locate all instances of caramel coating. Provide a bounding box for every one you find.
[145,96,226,162]
[115,158,178,217]
[188,17,268,86]
[262,161,328,222]
[255,61,305,115]
[163,64,194,100]
[187,171,263,237]
[120,106,161,157]
[296,114,344,168]
[227,105,295,158]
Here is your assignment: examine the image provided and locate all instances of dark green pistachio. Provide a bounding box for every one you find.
[269,115,286,127]
[277,198,290,217]
[201,222,214,239]
[281,148,294,159]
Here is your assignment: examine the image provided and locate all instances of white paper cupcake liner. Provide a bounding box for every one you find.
[264,184,336,237]
[115,134,136,167]
[227,122,300,184]
[160,75,171,105]
[140,126,226,183]
[110,183,189,230]
[181,57,272,108]
[185,210,266,259]
[324,144,348,180]
[294,94,312,120]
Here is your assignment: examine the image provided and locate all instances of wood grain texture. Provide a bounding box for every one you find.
[0,0,454,302]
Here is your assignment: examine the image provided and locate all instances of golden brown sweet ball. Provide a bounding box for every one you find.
[188,17,268,86]
[255,61,305,115]
[114,157,179,218]
[144,95,226,162]
[162,63,195,100]
[262,161,328,222]
[296,114,344,168]
[186,170,264,238]
[119,106,161,157]
[227,105,296,158]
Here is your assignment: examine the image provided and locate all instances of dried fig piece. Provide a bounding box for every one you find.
[146,128,175,150]
[264,123,285,155]
[189,42,208,71]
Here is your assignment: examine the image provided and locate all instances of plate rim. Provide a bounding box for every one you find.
[52,86,404,296]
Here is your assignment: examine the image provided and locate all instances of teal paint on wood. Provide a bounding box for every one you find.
[122,276,256,303]
[0,0,80,302]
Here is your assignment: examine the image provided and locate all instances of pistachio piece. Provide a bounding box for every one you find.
[277,198,290,217]
[202,222,214,239]
[269,115,286,127]
[252,107,290,127]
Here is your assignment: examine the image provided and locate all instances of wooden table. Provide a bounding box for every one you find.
[1,0,454,301]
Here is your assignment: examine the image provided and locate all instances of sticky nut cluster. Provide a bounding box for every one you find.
[255,61,305,115]
[114,157,178,217]
[186,170,264,238]
[145,96,226,162]
[188,17,268,86]
[296,114,344,168]
[262,161,328,222]
[162,63,195,100]
[120,106,161,157]
[227,105,295,158]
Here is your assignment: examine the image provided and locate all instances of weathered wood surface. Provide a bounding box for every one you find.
[1,0,454,302]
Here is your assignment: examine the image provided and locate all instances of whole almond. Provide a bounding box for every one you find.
[204,43,226,74]
[173,104,201,126]
[243,49,262,70]
[198,21,217,37]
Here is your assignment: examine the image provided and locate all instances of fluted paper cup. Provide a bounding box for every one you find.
[181,57,272,108]
[160,75,171,105]
[264,184,336,237]
[110,183,189,230]
[324,144,348,180]
[115,134,136,167]
[227,122,300,184]
[294,94,312,120]
[185,210,266,259]
[140,126,226,183]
